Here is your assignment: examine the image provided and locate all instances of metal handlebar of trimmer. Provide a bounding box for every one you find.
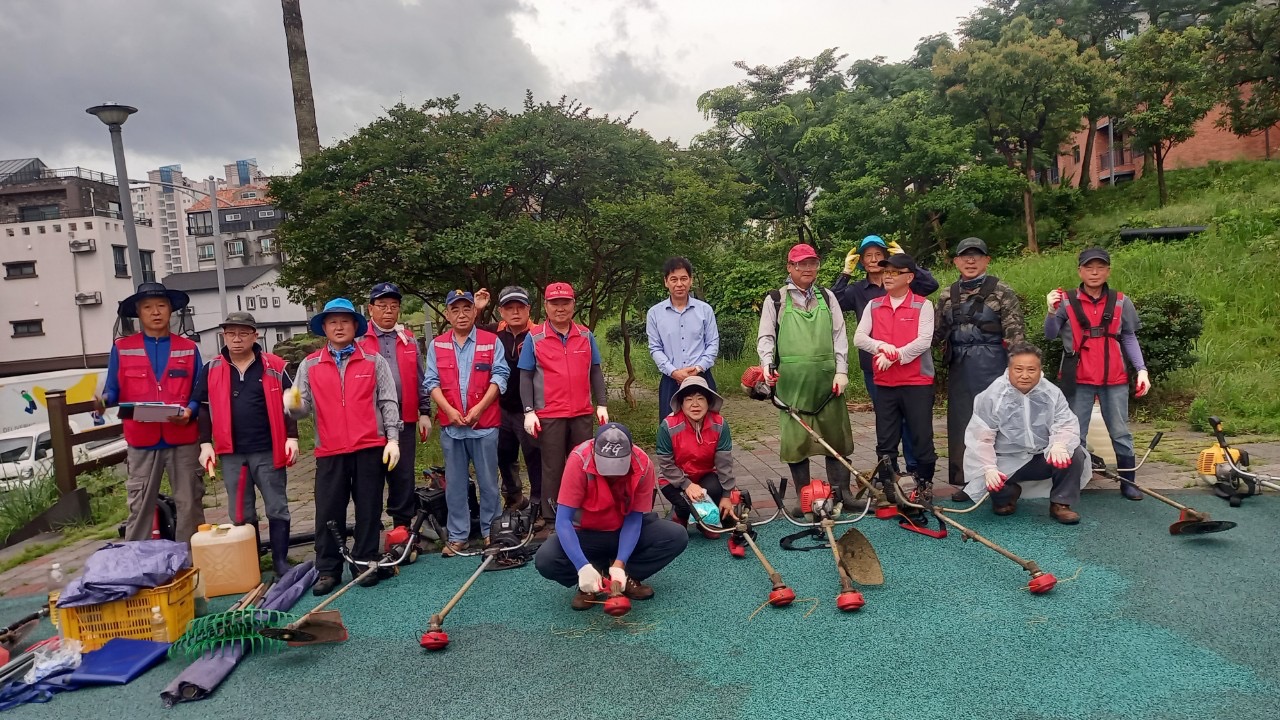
[328,520,416,569]
[1111,432,1163,474]
[446,505,541,558]
[679,490,781,535]
[765,478,869,528]
[1209,417,1280,490]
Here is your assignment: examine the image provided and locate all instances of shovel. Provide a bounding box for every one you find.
[1092,433,1236,535]
[827,524,883,611]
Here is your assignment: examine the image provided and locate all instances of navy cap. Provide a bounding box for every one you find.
[445,289,475,306]
[369,282,402,302]
[1077,247,1111,266]
[877,254,918,273]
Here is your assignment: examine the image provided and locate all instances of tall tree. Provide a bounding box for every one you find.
[936,17,1095,252]
[696,49,847,249]
[1212,3,1280,159]
[282,0,321,160]
[1117,26,1215,206]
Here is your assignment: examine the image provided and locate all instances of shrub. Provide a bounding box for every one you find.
[273,334,325,373]
[716,314,755,361]
[604,316,647,348]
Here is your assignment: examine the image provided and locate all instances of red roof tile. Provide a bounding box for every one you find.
[188,185,273,212]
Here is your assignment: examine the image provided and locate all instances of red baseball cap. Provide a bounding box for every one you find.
[545,282,575,300]
[787,243,819,263]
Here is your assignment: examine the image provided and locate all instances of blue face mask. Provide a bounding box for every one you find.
[691,498,721,527]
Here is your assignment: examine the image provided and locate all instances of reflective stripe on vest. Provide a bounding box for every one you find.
[433,329,501,430]
[359,328,420,422]
[305,348,385,457]
[868,292,933,386]
[529,323,593,419]
[664,411,722,483]
[209,352,289,468]
[1064,288,1127,386]
[115,333,199,447]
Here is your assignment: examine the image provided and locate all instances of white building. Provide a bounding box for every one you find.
[1,160,164,375]
[162,265,310,360]
[130,165,203,275]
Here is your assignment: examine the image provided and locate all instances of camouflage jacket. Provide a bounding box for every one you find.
[933,276,1025,349]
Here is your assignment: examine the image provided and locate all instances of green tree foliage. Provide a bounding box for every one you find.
[1116,27,1215,207]
[1212,4,1280,159]
[696,49,847,249]
[936,17,1097,252]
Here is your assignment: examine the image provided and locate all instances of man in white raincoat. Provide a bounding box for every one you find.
[962,342,1086,524]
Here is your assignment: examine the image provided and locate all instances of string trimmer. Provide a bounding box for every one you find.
[682,488,795,608]
[766,391,887,512]
[420,505,539,651]
[766,478,883,612]
[1091,433,1236,535]
[894,478,1057,594]
[1200,416,1280,506]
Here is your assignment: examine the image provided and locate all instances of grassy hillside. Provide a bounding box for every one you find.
[941,160,1280,434]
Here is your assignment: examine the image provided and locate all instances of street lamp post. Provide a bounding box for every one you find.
[85,103,145,290]
[206,176,228,319]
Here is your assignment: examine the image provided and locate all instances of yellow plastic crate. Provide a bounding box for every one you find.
[49,568,199,651]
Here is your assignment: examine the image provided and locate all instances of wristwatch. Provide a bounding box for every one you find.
[524,406,534,414]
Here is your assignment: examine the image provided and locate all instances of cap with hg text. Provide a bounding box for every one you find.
[1077,247,1111,266]
[593,423,634,476]
[445,289,475,306]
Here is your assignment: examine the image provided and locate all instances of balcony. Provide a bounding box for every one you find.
[0,166,117,187]
[0,207,153,226]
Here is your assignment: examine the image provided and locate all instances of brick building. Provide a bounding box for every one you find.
[1057,104,1278,189]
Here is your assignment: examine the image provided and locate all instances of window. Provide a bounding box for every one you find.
[5,229,12,237]
[84,221,93,230]
[68,223,76,231]
[258,210,275,218]
[227,240,244,257]
[34,432,52,460]
[242,192,258,199]
[188,212,212,236]
[37,226,45,234]
[272,297,281,308]
[11,319,44,337]
[18,205,58,222]
[140,251,156,283]
[5,261,36,279]
[52,224,61,232]
[224,213,242,221]
[21,227,29,236]
[277,332,285,343]
[197,244,215,260]
[259,236,274,253]
[1072,147,1080,163]
[112,246,128,277]
[258,296,267,307]
[246,296,256,310]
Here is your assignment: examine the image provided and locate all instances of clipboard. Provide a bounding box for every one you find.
[120,402,185,422]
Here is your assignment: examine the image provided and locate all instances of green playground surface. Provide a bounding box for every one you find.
[2,493,1278,720]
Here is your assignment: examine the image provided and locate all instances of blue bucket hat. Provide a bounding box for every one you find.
[854,235,889,271]
[309,297,368,337]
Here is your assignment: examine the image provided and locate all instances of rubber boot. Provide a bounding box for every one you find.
[1116,454,1142,501]
[826,456,856,510]
[877,456,899,505]
[268,518,292,577]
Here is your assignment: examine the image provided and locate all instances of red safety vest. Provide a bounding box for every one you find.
[432,329,501,430]
[115,333,200,447]
[305,346,385,457]
[566,442,654,532]
[208,351,289,468]
[661,411,724,486]
[1064,288,1128,386]
[528,323,594,419]
[358,326,421,423]
[869,292,933,387]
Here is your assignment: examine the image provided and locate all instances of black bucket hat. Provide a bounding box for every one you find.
[118,282,190,319]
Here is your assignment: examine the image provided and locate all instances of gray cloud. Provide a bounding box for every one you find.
[0,0,552,177]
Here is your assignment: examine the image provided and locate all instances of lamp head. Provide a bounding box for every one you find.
[86,103,138,126]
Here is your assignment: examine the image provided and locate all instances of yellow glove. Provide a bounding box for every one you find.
[382,440,400,471]
[843,248,859,275]
[284,387,302,412]
[886,240,905,255]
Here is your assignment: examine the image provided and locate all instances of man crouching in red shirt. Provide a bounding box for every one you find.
[534,423,688,609]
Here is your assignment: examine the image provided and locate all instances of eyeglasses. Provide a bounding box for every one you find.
[882,270,912,278]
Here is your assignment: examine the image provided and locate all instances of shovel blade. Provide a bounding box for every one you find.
[261,610,349,646]
[836,527,884,586]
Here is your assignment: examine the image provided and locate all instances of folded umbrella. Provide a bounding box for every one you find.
[160,561,316,707]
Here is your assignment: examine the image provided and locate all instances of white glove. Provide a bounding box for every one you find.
[577,564,604,593]
[284,438,299,466]
[283,387,302,412]
[198,443,216,476]
[596,406,609,426]
[608,566,627,592]
[874,353,894,372]
[1135,369,1151,398]
[877,343,900,360]
[417,415,432,441]
[1047,288,1065,312]
[382,440,400,471]
[833,372,848,395]
[524,411,541,436]
[1047,443,1071,469]
[984,468,1008,492]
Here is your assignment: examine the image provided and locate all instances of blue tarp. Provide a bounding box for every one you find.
[55,541,190,608]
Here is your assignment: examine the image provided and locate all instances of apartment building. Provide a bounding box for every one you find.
[131,164,202,274]
[0,159,163,375]
[185,184,283,271]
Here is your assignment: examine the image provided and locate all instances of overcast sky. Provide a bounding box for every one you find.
[0,0,983,181]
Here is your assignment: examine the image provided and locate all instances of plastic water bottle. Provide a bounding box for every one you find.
[151,606,167,642]
[47,563,67,640]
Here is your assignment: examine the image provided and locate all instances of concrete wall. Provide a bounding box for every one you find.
[0,216,162,374]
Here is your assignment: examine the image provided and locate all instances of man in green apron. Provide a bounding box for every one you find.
[756,243,855,509]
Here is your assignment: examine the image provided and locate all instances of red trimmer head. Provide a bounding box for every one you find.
[768,586,796,607]
[420,630,450,650]
[836,590,865,612]
[1028,572,1057,594]
[603,595,632,617]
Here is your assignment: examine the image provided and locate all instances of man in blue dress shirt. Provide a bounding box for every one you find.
[646,257,720,421]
